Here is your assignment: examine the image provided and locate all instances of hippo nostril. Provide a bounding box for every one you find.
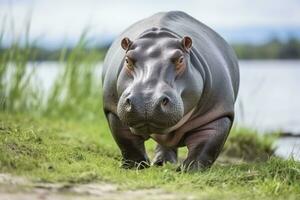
[125,97,132,112]
[126,98,131,106]
[161,97,170,106]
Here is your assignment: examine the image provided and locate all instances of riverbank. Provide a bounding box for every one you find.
[1,113,299,200]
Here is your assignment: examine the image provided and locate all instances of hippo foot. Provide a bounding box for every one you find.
[176,159,211,172]
[121,158,150,170]
[152,145,177,166]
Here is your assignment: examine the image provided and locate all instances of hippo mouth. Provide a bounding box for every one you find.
[129,122,167,135]
[128,107,196,136]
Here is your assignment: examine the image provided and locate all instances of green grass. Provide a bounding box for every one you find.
[1,113,299,200]
[0,29,104,120]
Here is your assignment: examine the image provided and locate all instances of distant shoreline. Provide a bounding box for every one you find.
[1,37,300,61]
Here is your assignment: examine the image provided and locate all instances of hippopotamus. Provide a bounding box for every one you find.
[102,11,239,171]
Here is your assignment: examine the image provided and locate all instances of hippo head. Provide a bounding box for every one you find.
[116,28,203,135]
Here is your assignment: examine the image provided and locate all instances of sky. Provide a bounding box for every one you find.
[1,0,300,48]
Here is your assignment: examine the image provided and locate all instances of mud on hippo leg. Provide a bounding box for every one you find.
[107,113,150,169]
[178,117,232,172]
[152,144,178,166]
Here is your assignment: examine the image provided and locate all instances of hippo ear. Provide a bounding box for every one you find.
[182,36,192,51]
[121,37,132,51]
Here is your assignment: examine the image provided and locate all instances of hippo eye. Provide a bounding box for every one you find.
[175,56,184,67]
[174,56,186,75]
[178,57,184,64]
[125,57,134,70]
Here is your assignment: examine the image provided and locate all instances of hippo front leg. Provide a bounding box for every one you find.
[152,144,178,166]
[179,117,232,172]
[107,113,150,169]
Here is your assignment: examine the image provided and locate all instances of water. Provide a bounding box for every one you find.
[236,60,300,133]
[28,60,300,160]
[236,60,300,160]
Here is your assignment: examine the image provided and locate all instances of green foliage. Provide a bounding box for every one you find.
[0,29,40,112]
[222,127,275,161]
[233,38,300,59]
[0,46,106,62]
[43,33,103,120]
[0,29,104,121]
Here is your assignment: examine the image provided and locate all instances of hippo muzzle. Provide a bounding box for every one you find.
[117,80,184,135]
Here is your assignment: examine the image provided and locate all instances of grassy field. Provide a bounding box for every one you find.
[0,33,300,199]
[0,113,299,199]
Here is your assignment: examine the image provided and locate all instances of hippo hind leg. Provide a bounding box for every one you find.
[152,144,178,166]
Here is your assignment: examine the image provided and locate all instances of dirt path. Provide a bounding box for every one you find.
[0,174,195,200]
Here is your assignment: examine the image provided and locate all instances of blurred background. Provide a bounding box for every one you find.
[0,0,299,159]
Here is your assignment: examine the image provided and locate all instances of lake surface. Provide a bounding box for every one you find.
[236,60,300,133]
[236,60,300,160]
[28,60,300,160]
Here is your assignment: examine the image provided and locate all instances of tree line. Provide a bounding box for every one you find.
[1,38,300,61]
[232,38,300,59]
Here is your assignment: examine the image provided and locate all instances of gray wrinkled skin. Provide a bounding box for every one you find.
[102,11,239,171]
